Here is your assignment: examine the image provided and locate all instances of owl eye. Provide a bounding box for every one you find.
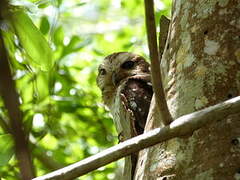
[99,68,107,75]
[121,60,135,69]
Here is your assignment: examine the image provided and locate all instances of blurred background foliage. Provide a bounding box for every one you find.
[0,0,171,179]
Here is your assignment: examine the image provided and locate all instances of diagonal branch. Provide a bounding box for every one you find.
[33,96,240,180]
[144,0,172,125]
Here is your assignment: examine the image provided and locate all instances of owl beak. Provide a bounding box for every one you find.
[112,71,130,86]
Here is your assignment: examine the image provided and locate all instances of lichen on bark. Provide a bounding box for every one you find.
[134,0,240,179]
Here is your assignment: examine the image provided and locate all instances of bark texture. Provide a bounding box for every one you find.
[135,0,240,179]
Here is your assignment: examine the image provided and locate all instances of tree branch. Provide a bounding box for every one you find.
[33,96,240,180]
[0,6,35,178]
[144,0,172,125]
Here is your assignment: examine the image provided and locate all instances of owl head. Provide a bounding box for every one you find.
[97,52,151,107]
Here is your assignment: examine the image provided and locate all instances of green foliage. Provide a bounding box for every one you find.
[0,0,172,179]
[0,134,14,166]
[39,16,50,35]
[9,9,53,71]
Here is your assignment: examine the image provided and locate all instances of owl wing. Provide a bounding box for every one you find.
[120,78,152,180]
[121,78,153,136]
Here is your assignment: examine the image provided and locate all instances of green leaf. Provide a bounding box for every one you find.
[38,2,51,9]
[19,74,34,103]
[76,2,87,6]
[2,30,15,57]
[62,36,92,57]
[0,134,14,166]
[9,10,53,71]
[36,70,49,100]
[39,16,50,35]
[53,26,64,46]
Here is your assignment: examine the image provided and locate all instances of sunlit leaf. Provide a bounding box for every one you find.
[38,2,51,9]
[36,70,49,100]
[57,0,63,7]
[76,2,86,6]
[39,16,50,35]
[53,26,64,46]
[19,74,34,103]
[9,10,53,71]
[62,36,92,58]
[1,30,15,57]
[1,30,26,70]
[0,134,14,166]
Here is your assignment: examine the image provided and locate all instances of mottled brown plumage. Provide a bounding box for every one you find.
[122,79,153,135]
[97,52,153,179]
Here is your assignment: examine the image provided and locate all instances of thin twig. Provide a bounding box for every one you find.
[144,0,172,125]
[33,96,240,180]
[0,5,35,178]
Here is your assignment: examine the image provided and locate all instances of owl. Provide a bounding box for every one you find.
[97,52,153,179]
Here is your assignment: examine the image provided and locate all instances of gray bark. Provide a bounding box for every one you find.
[135,0,240,179]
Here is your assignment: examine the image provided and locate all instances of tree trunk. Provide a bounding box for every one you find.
[135,0,240,179]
